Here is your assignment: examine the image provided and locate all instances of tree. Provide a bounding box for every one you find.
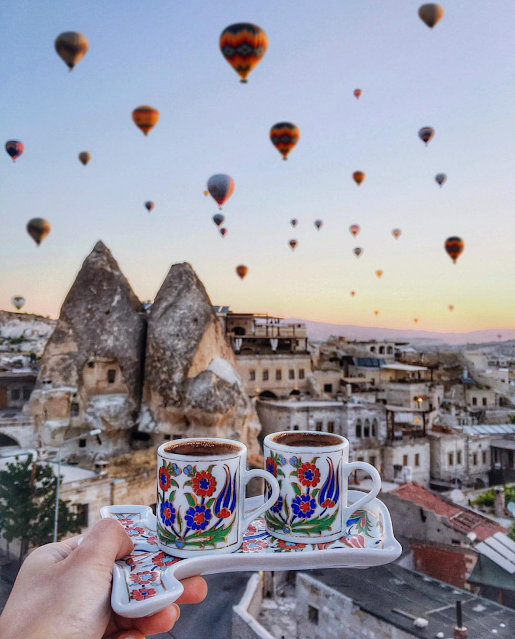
[0,455,81,563]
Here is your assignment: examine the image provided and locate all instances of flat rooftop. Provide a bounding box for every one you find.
[258,399,343,409]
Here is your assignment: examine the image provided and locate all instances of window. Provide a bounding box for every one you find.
[276,369,282,381]
[299,369,305,380]
[164,434,171,441]
[472,397,477,406]
[414,453,420,467]
[107,369,116,384]
[11,388,20,400]
[70,402,79,417]
[315,422,323,432]
[79,439,87,448]
[370,346,376,353]
[324,384,333,393]
[308,605,319,625]
[372,419,377,437]
[370,455,376,467]
[457,450,462,465]
[387,346,393,354]
[262,370,269,381]
[249,370,256,381]
[379,346,385,355]
[293,425,299,431]
[289,369,295,380]
[473,452,478,466]
[76,503,89,528]
[364,419,370,438]
[23,387,31,400]
[87,361,94,368]
[173,434,181,440]
[448,452,454,466]
[482,397,487,406]
[403,454,409,466]
[355,420,362,438]
[482,450,487,464]
[327,422,335,434]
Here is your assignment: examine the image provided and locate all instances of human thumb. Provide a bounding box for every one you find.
[73,518,134,569]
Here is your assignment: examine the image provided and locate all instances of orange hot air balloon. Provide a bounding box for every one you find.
[55,32,89,70]
[419,127,434,146]
[204,190,209,196]
[270,122,300,160]
[444,236,464,263]
[353,171,365,186]
[220,23,267,83]
[219,227,228,237]
[350,290,356,297]
[78,151,90,165]
[236,265,248,279]
[375,269,383,279]
[132,106,159,136]
[354,89,362,99]
[349,224,360,238]
[27,218,51,246]
[418,4,444,28]
[392,228,402,239]
[289,239,298,251]
[448,304,455,312]
[413,318,419,324]
[5,140,24,162]
[374,310,379,316]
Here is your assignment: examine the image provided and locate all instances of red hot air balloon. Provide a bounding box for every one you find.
[145,201,154,212]
[419,127,434,146]
[270,123,300,160]
[392,228,402,239]
[353,247,363,258]
[444,236,464,263]
[435,173,447,187]
[6,140,24,162]
[289,239,298,251]
[314,220,323,230]
[349,224,360,238]
[350,291,356,297]
[220,23,268,83]
[236,265,248,279]
[207,174,235,209]
[353,171,365,185]
[213,214,225,227]
[354,89,362,99]
[290,219,298,228]
[219,227,228,237]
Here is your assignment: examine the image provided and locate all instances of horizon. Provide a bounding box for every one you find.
[1,1,514,333]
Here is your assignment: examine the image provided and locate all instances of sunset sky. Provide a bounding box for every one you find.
[1,0,514,333]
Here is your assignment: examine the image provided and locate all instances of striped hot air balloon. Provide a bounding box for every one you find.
[132,106,159,136]
[270,122,300,160]
[353,171,365,185]
[220,23,268,83]
[207,174,235,209]
[349,224,360,237]
[55,32,89,70]
[236,265,248,279]
[444,237,464,263]
[5,140,24,162]
[27,218,51,246]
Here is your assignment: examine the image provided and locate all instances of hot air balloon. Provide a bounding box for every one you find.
[5,140,24,162]
[290,219,298,228]
[314,220,323,230]
[132,106,159,136]
[11,296,25,311]
[270,123,300,160]
[204,190,209,196]
[353,171,365,186]
[354,89,362,99]
[236,265,248,279]
[374,310,379,316]
[497,334,502,340]
[444,236,464,263]
[213,214,225,227]
[448,304,455,312]
[55,32,89,70]
[350,291,356,297]
[435,173,447,187]
[419,127,434,146]
[220,227,228,238]
[353,247,363,258]
[145,201,154,212]
[27,218,51,246]
[413,318,419,324]
[375,269,383,279]
[392,228,402,239]
[207,174,235,209]
[289,239,298,251]
[418,4,444,28]
[349,224,360,238]
[220,23,267,83]
[78,151,90,166]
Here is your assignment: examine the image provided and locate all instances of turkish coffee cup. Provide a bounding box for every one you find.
[263,431,381,543]
[157,437,280,557]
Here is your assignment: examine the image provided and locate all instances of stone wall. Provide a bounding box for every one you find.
[232,573,275,639]
[236,353,312,398]
[382,441,430,485]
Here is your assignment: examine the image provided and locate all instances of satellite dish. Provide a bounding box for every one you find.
[507,502,515,515]
[450,489,464,502]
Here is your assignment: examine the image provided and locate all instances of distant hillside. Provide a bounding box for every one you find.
[287,318,515,346]
[0,310,56,356]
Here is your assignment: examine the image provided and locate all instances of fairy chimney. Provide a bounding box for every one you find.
[141,262,261,457]
[29,241,147,459]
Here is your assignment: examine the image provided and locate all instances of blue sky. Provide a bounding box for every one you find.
[1,0,514,331]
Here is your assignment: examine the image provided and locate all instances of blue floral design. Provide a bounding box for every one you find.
[289,456,298,467]
[270,492,283,514]
[160,500,176,526]
[183,464,193,476]
[291,494,316,519]
[277,454,286,466]
[185,504,212,531]
[171,463,181,477]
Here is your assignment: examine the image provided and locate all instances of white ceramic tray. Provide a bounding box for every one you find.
[100,490,401,618]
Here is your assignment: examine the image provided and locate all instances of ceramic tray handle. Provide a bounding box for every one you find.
[341,461,381,523]
[241,469,279,531]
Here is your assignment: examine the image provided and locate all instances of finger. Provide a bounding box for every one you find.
[176,576,208,604]
[105,630,146,639]
[73,518,134,569]
[22,534,82,570]
[115,604,180,635]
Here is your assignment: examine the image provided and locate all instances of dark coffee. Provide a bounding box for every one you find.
[164,440,242,457]
[270,432,343,448]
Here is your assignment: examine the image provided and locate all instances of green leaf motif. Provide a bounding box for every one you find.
[265,511,284,531]
[185,493,196,508]
[205,498,215,509]
[157,520,177,544]
[170,478,179,488]
[183,520,235,547]
[311,488,320,498]
[354,510,372,536]
[291,508,339,535]
[176,507,183,532]
[291,482,301,497]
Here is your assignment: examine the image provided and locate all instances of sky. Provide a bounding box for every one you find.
[1,1,514,333]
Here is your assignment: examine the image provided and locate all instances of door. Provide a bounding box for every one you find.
[0,386,7,409]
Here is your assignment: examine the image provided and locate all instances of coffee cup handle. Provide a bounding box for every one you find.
[241,469,280,532]
[341,461,381,524]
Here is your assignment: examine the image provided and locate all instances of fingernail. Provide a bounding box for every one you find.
[173,603,181,620]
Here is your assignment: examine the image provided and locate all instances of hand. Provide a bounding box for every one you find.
[0,518,207,639]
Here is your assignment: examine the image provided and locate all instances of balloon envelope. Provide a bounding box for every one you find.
[375,269,383,278]
[289,239,298,251]
[5,140,24,162]
[435,173,447,187]
[374,310,379,316]
[349,224,360,237]
[207,174,235,208]
[418,4,444,28]
[55,32,89,70]
[392,228,402,239]
[419,127,434,145]
[314,220,323,230]
[145,201,154,212]
[354,89,362,99]
[236,265,248,279]
[27,218,51,246]
[448,304,455,312]
[11,296,25,311]
[220,23,267,83]
[353,247,363,258]
[213,214,225,227]
[290,219,298,228]
[270,122,300,160]
[353,171,365,185]
[350,291,356,297]
[132,106,159,136]
[219,227,228,237]
[444,236,464,263]
[78,151,90,165]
